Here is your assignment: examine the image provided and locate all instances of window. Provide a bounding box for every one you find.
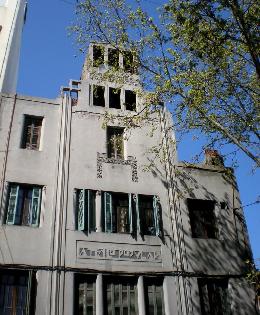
[125,90,136,111]
[102,192,162,236]
[93,85,105,107]
[93,45,104,67]
[5,184,42,227]
[109,88,121,109]
[105,277,138,315]
[187,199,217,239]
[0,269,35,314]
[198,278,230,315]
[102,192,132,233]
[76,189,96,233]
[123,51,136,74]
[138,195,161,236]
[144,278,165,315]
[107,127,124,159]
[75,275,96,315]
[108,48,119,68]
[21,115,42,150]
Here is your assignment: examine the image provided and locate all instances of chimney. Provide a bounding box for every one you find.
[204,149,224,167]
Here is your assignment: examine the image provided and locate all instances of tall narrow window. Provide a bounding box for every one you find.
[107,127,124,159]
[198,279,230,315]
[0,269,35,314]
[6,184,42,227]
[75,275,96,315]
[125,90,136,111]
[102,192,132,234]
[105,277,138,315]
[188,199,217,239]
[21,115,43,150]
[137,195,161,236]
[109,88,121,109]
[93,85,105,107]
[123,51,136,74]
[144,278,165,315]
[108,48,119,68]
[76,189,96,233]
[93,45,104,67]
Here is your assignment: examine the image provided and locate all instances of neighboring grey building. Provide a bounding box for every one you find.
[0,41,256,315]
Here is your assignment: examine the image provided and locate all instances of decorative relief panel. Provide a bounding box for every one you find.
[77,241,161,263]
[97,153,138,182]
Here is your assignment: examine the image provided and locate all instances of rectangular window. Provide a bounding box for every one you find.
[188,199,217,239]
[102,192,133,234]
[93,85,105,107]
[107,127,124,159]
[76,189,96,233]
[125,90,136,111]
[137,195,161,236]
[75,275,96,315]
[123,51,136,74]
[93,45,104,67]
[109,88,121,109]
[105,277,138,315]
[6,183,42,227]
[0,269,35,314]
[108,48,119,68]
[21,115,43,150]
[198,278,230,315]
[144,278,165,315]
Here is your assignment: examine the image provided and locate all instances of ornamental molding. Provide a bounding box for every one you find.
[97,153,138,182]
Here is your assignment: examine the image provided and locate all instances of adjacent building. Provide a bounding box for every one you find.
[0,15,257,315]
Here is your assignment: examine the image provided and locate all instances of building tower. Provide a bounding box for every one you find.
[0,0,27,93]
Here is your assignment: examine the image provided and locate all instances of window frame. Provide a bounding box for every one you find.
[107,127,124,159]
[74,274,96,315]
[21,115,43,150]
[76,189,96,233]
[5,183,42,227]
[187,199,217,239]
[0,269,35,315]
[144,277,165,315]
[198,278,230,315]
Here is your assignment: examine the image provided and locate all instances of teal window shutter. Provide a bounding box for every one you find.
[104,192,112,232]
[135,194,141,234]
[153,196,161,237]
[30,187,42,227]
[6,184,19,225]
[128,193,133,234]
[78,189,86,231]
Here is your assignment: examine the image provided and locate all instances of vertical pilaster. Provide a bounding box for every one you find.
[96,273,104,315]
[138,276,146,315]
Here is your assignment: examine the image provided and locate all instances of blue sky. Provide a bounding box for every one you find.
[17,0,259,260]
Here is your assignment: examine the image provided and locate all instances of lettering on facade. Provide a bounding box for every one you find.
[77,242,161,263]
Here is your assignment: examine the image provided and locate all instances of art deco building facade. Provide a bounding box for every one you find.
[0,35,256,315]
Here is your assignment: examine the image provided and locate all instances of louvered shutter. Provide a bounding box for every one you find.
[104,192,112,232]
[153,196,161,237]
[128,193,133,234]
[135,194,141,235]
[30,187,41,227]
[78,189,86,231]
[6,185,19,225]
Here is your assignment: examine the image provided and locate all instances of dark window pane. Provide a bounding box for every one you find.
[108,48,119,68]
[123,51,136,74]
[107,127,124,159]
[93,45,104,67]
[145,279,165,315]
[188,199,217,239]
[93,85,105,107]
[125,90,136,111]
[21,116,42,150]
[109,87,121,109]
[75,275,96,315]
[139,195,155,235]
